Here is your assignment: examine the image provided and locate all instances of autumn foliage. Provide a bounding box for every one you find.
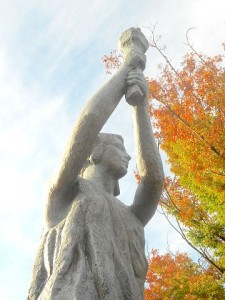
[102,50,121,74]
[149,50,225,209]
[148,42,225,296]
[150,45,225,275]
[145,249,225,300]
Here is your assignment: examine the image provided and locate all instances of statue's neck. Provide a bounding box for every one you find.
[83,165,117,196]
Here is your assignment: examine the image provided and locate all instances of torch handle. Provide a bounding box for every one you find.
[125,66,144,106]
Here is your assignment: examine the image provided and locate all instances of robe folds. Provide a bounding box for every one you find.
[28,178,148,300]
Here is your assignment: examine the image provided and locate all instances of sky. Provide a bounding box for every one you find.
[0,0,224,298]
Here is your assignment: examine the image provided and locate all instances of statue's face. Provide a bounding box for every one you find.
[101,137,131,179]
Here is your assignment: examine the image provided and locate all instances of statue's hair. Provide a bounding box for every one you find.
[80,133,124,196]
[96,133,124,146]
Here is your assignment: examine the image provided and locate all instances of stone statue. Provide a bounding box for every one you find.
[28,28,164,300]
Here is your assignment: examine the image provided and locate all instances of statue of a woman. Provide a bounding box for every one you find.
[28,28,164,300]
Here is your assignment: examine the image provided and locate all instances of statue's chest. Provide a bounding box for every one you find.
[77,181,145,249]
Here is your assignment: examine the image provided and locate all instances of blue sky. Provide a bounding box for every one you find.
[0,0,224,298]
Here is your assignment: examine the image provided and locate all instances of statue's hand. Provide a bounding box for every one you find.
[126,70,148,105]
[123,50,146,70]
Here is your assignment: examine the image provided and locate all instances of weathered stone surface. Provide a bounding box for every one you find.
[28,28,164,300]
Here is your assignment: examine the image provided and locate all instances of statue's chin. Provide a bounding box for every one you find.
[115,167,128,179]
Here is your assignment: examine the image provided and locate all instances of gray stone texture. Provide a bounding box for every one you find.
[28,28,164,300]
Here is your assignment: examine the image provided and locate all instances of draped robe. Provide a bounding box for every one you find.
[28,177,148,300]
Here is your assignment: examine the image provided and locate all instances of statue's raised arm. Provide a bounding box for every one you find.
[129,70,164,225]
[119,28,164,226]
[45,37,146,227]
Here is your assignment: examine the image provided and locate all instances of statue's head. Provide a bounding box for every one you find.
[81,133,131,196]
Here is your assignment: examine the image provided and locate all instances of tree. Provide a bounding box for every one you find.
[147,28,225,276]
[145,249,225,300]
